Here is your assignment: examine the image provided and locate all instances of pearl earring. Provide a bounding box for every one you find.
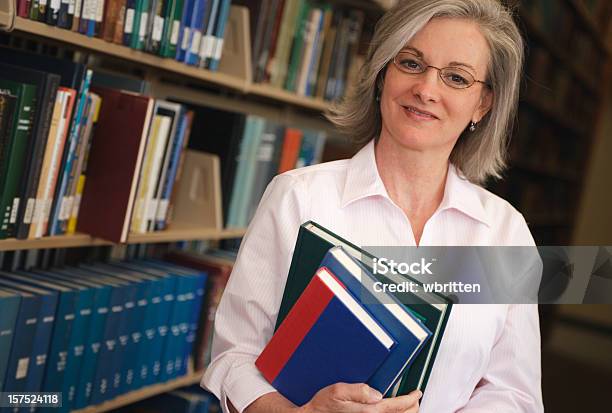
[469,121,477,132]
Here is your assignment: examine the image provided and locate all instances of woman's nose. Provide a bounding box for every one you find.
[411,67,442,103]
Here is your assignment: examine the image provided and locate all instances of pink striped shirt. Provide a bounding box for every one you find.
[202,140,543,413]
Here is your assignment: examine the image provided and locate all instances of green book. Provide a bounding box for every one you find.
[277,221,453,396]
[284,0,311,92]
[160,0,184,57]
[0,79,37,239]
[131,0,150,50]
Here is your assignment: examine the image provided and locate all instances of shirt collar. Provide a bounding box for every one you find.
[341,140,490,227]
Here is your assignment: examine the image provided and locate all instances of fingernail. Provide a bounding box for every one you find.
[416,390,423,400]
[370,389,383,401]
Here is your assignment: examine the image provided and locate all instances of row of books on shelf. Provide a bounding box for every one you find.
[185,103,326,229]
[0,258,219,412]
[16,0,233,71]
[240,0,367,100]
[0,46,328,243]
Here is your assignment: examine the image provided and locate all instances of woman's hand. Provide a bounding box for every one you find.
[298,383,422,413]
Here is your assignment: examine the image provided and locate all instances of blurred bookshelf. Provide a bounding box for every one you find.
[489,0,612,244]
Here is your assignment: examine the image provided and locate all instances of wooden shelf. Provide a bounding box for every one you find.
[9,17,331,113]
[72,371,204,413]
[0,228,246,252]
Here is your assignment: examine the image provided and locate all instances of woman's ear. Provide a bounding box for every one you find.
[473,88,494,123]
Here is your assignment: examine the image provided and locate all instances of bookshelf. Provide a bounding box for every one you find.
[72,371,204,413]
[4,12,331,112]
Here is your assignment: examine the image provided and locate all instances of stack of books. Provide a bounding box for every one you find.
[238,0,367,100]
[0,260,207,411]
[268,222,453,401]
[15,0,234,71]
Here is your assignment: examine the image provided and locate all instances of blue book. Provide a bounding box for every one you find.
[256,267,395,406]
[40,268,113,410]
[319,247,432,395]
[103,267,163,390]
[0,274,58,413]
[0,289,21,392]
[83,264,154,392]
[207,0,232,71]
[23,270,93,413]
[155,108,190,231]
[141,260,208,377]
[109,261,181,384]
[79,266,138,399]
[0,282,41,393]
[176,0,197,62]
[48,69,93,236]
[184,0,208,65]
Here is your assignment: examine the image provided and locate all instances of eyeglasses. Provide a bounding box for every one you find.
[392,51,490,89]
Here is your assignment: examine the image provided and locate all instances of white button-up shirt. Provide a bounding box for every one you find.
[202,140,544,413]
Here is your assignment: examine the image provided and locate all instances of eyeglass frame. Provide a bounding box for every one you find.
[392,51,491,90]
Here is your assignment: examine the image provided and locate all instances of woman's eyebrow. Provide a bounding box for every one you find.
[402,46,477,73]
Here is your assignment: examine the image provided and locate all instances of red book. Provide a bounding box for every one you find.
[277,128,303,173]
[76,88,154,242]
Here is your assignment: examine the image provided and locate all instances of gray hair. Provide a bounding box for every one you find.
[326,0,524,184]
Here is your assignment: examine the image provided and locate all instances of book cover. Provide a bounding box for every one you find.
[76,87,154,243]
[257,267,395,406]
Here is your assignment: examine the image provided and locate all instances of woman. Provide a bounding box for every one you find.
[203,0,543,412]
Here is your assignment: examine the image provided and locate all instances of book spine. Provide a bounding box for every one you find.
[74,287,110,409]
[284,1,310,92]
[0,296,21,392]
[0,82,36,240]
[3,296,40,393]
[46,0,61,25]
[44,89,77,236]
[122,0,137,45]
[158,0,178,57]
[207,0,231,71]
[66,93,100,235]
[132,279,162,389]
[175,0,194,61]
[154,109,187,230]
[199,0,219,68]
[90,288,123,404]
[48,70,92,237]
[28,91,64,240]
[60,290,94,412]
[15,74,60,240]
[24,294,57,409]
[58,95,93,235]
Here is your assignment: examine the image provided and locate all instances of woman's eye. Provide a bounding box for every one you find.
[445,72,469,85]
[400,59,422,71]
